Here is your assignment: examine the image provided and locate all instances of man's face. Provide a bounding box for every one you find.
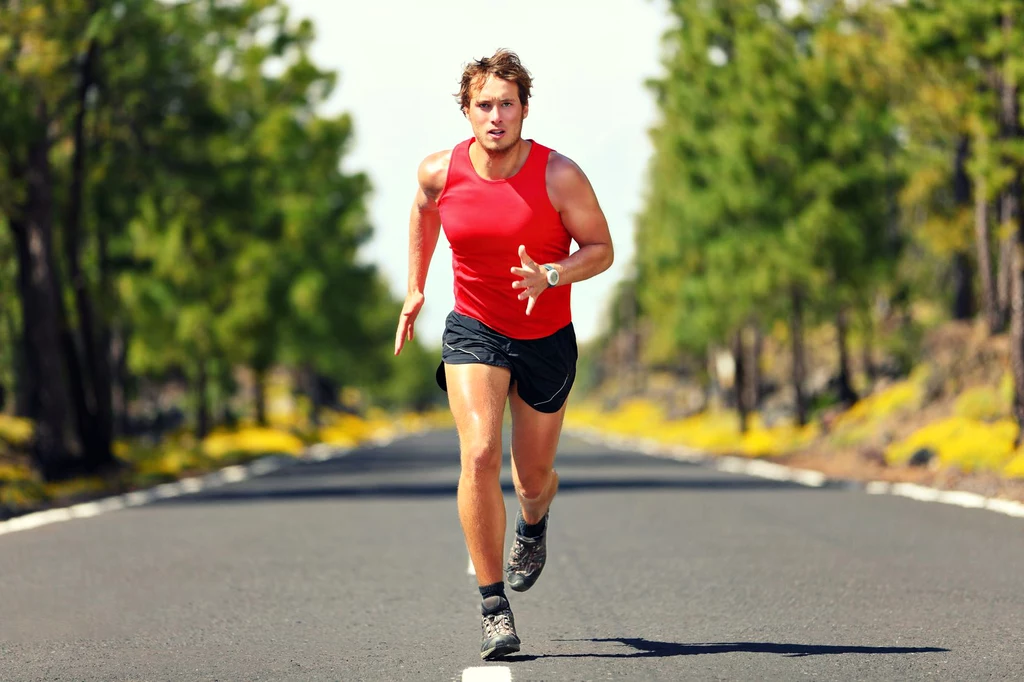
[467,74,528,153]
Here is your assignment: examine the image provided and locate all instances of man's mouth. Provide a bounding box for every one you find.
[488,129,505,138]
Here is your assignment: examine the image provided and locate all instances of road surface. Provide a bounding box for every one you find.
[1,430,1022,681]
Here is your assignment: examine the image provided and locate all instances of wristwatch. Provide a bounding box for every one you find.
[543,264,559,287]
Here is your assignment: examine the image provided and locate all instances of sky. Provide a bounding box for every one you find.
[283,0,675,345]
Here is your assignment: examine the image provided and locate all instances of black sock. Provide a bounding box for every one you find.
[479,581,506,602]
[517,512,547,538]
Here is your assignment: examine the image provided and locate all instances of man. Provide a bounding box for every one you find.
[393,49,613,660]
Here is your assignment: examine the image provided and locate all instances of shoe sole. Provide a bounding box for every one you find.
[481,640,521,660]
[506,571,541,592]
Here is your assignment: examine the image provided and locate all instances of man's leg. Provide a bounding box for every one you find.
[446,362,511,585]
[505,382,567,591]
[444,362,521,659]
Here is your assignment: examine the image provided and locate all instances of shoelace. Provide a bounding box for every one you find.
[484,610,514,637]
[508,536,538,570]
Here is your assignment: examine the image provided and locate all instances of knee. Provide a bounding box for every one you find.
[516,467,556,500]
[460,440,502,477]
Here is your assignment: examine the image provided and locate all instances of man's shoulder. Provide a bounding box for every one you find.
[418,148,455,194]
[544,150,588,191]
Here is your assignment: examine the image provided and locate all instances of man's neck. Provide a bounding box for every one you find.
[471,138,530,181]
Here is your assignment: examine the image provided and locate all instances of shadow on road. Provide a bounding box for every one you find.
[507,637,950,660]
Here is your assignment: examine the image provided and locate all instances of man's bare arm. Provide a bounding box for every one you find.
[395,150,450,355]
[510,153,614,315]
[544,152,614,284]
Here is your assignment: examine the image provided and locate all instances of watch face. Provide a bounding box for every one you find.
[546,267,559,286]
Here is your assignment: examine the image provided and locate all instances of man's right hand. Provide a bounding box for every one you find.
[394,292,425,356]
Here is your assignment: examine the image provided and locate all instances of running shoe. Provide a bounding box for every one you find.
[480,595,520,660]
[505,511,548,592]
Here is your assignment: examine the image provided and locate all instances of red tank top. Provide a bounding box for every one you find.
[437,138,572,340]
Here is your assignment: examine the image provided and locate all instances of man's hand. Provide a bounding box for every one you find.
[394,291,425,355]
[510,245,549,316]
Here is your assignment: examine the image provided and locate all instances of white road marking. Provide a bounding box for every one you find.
[986,498,1024,517]
[218,465,248,484]
[467,554,476,576]
[0,435,394,540]
[462,666,511,682]
[937,491,988,509]
[565,428,1024,521]
[791,469,827,487]
[891,483,941,502]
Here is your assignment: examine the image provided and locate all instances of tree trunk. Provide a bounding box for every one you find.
[998,228,1013,323]
[705,345,722,412]
[790,285,808,427]
[254,367,267,426]
[1000,10,1024,445]
[1010,193,1024,444]
[861,304,876,389]
[745,323,762,412]
[951,137,975,321]
[9,107,82,478]
[195,358,209,441]
[951,251,974,320]
[975,178,1001,333]
[835,307,859,406]
[732,329,749,434]
[64,35,114,471]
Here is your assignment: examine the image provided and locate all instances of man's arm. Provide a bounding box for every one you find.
[544,152,614,284]
[395,150,450,355]
[511,152,614,315]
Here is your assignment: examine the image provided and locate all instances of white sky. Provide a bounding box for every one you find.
[283,0,674,345]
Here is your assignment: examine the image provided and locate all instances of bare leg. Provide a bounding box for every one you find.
[445,363,512,586]
[509,382,567,524]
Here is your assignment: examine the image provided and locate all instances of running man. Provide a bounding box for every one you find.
[393,49,614,660]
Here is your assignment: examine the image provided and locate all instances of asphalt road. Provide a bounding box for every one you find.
[1,429,1022,681]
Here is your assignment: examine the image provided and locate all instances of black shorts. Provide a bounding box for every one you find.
[435,310,578,414]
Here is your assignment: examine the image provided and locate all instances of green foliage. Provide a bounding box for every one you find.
[0,0,423,473]
[636,1,902,371]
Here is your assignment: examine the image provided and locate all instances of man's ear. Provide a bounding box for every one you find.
[523,103,529,120]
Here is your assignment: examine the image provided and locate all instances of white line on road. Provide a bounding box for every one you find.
[0,438,398,540]
[567,428,1024,521]
[462,666,511,682]
[467,554,476,576]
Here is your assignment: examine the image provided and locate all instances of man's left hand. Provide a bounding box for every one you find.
[511,244,547,316]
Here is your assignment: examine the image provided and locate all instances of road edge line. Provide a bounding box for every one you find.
[0,429,427,539]
[566,427,1024,521]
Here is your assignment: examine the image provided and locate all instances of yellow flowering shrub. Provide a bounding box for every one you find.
[201,427,305,458]
[44,477,109,501]
[0,478,45,507]
[828,372,926,447]
[885,416,1017,474]
[0,462,33,482]
[0,415,34,446]
[1003,452,1024,479]
[131,443,207,478]
[567,399,817,458]
[953,385,1010,422]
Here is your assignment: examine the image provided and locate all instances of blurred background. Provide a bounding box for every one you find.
[4,0,1024,515]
